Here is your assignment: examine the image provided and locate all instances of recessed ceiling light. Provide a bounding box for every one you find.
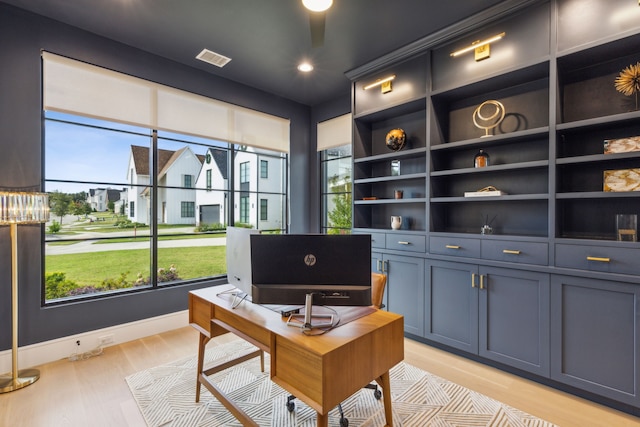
[302,0,333,12]
[298,62,314,72]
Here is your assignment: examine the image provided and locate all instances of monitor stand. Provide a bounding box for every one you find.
[216,287,249,309]
[287,293,334,330]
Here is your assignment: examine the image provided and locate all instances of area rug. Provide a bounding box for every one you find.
[126,339,557,427]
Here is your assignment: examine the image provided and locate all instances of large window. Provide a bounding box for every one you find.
[321,144,352,234]
[42,52,290,303]
[44,112,288,303]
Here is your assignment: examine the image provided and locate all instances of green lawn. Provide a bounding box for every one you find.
[46,245,227,287]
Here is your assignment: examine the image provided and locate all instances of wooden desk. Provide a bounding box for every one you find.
[189,284,404,427]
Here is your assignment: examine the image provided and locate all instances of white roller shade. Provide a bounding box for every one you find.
[317,113,352,151]
[42,52,290,153]
[42,51,155,127]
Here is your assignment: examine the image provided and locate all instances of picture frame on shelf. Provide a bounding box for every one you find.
[604,136,640,154]
[603,169,640,192]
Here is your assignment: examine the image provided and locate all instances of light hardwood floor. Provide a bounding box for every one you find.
[1,326,638,427]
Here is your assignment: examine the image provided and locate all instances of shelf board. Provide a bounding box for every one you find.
[431,194,548,203]
[354,147,427,163]
[430,58,550,99]
[430,126,549,151]
[431,160,549,176]
[354,172,426,184]
[557,110,640,131]
[354,198,427,205]
[556,191,640,199]
[353,96,426,123]
[556,151,640,165]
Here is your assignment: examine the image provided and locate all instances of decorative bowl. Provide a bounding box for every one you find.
[385,128,406,151]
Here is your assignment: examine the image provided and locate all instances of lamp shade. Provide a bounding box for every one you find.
[0,192,50,225]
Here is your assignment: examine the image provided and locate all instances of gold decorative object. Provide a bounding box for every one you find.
[614,62,640,110]
[603,169,640,192]
[472,100,505,137]
[385,128,406,151]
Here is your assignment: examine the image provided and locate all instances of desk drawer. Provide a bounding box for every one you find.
[482,240,548,266]
[214,309,272,349]
[429,236,480,258]
[386,233,426,252]
[556,243,640,276]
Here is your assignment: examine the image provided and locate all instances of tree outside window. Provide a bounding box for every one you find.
[321,144,352,234]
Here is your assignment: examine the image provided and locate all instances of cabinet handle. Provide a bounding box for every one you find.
[480,274,486,290]
[376,259,383,272]
[382,260,388,273]
[587,256,610,263]
[471,273,477,288]
[445,245,460,249]
[502,249,521,255]
[397,241,411,245]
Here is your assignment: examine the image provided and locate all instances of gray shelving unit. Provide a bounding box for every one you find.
[350,0,640,416]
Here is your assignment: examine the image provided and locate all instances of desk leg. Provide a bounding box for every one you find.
[195,333,210,403]
[316,412,328,427]
[376,371,393,427]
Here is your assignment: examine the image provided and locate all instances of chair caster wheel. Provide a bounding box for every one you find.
[340,417,349,427]
[286,401,295,412]
[374,389,382,400]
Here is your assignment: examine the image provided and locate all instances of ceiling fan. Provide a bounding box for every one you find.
[302,0,333,48]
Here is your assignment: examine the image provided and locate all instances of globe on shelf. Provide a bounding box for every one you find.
[385,128,406,151]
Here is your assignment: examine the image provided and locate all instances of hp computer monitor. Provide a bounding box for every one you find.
[250,234,372,306]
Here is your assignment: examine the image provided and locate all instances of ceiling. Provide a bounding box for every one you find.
[2,0,506,106]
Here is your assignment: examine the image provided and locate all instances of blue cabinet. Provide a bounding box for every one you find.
[426,260,550,376]
[550,275,640,406]
[373,251,424,336]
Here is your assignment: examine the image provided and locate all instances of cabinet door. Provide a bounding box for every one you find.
[550,275,640,406]
[478,267,549,376]
[425,260,478,353]
[384,254,424,336]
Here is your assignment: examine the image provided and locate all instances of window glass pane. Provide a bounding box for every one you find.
[44,112,288,303]
[321,144,352,234]
[233,147,286,231]
[45,181,152,301]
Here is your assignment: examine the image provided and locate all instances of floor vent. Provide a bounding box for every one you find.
[196,49,232,68]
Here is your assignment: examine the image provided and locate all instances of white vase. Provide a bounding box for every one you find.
[391,215,402,230]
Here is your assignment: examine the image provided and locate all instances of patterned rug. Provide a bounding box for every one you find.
[126,339,557,427]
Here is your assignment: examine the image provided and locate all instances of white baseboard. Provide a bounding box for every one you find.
[0,310,189,373]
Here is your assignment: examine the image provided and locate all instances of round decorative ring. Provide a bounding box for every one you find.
[385,128,407,151]
[475,101,502,121]
[472,100,506,137]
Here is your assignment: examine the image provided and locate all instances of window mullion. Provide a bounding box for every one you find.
[151,130,158,286]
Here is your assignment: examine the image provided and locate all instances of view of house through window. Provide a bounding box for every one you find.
[44,112,287,303]
[321,143,352,234]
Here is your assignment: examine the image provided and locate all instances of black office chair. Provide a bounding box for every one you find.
[286,273,387,427]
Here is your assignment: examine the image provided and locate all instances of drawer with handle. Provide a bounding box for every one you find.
[481,240,548,265]
[429,236,480,258]
[385,233,426,252]
[556,243,640,275]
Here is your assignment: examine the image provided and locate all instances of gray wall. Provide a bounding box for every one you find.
[0,3,346,349]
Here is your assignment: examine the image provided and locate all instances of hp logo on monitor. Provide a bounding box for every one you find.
[304,254,317,266]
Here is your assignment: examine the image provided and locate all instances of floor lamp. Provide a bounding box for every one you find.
[0,191,49,393]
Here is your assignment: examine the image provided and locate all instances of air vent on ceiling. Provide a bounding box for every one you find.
[196,49,232,68]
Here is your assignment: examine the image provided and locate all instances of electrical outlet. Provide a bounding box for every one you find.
[98,334,114,347]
